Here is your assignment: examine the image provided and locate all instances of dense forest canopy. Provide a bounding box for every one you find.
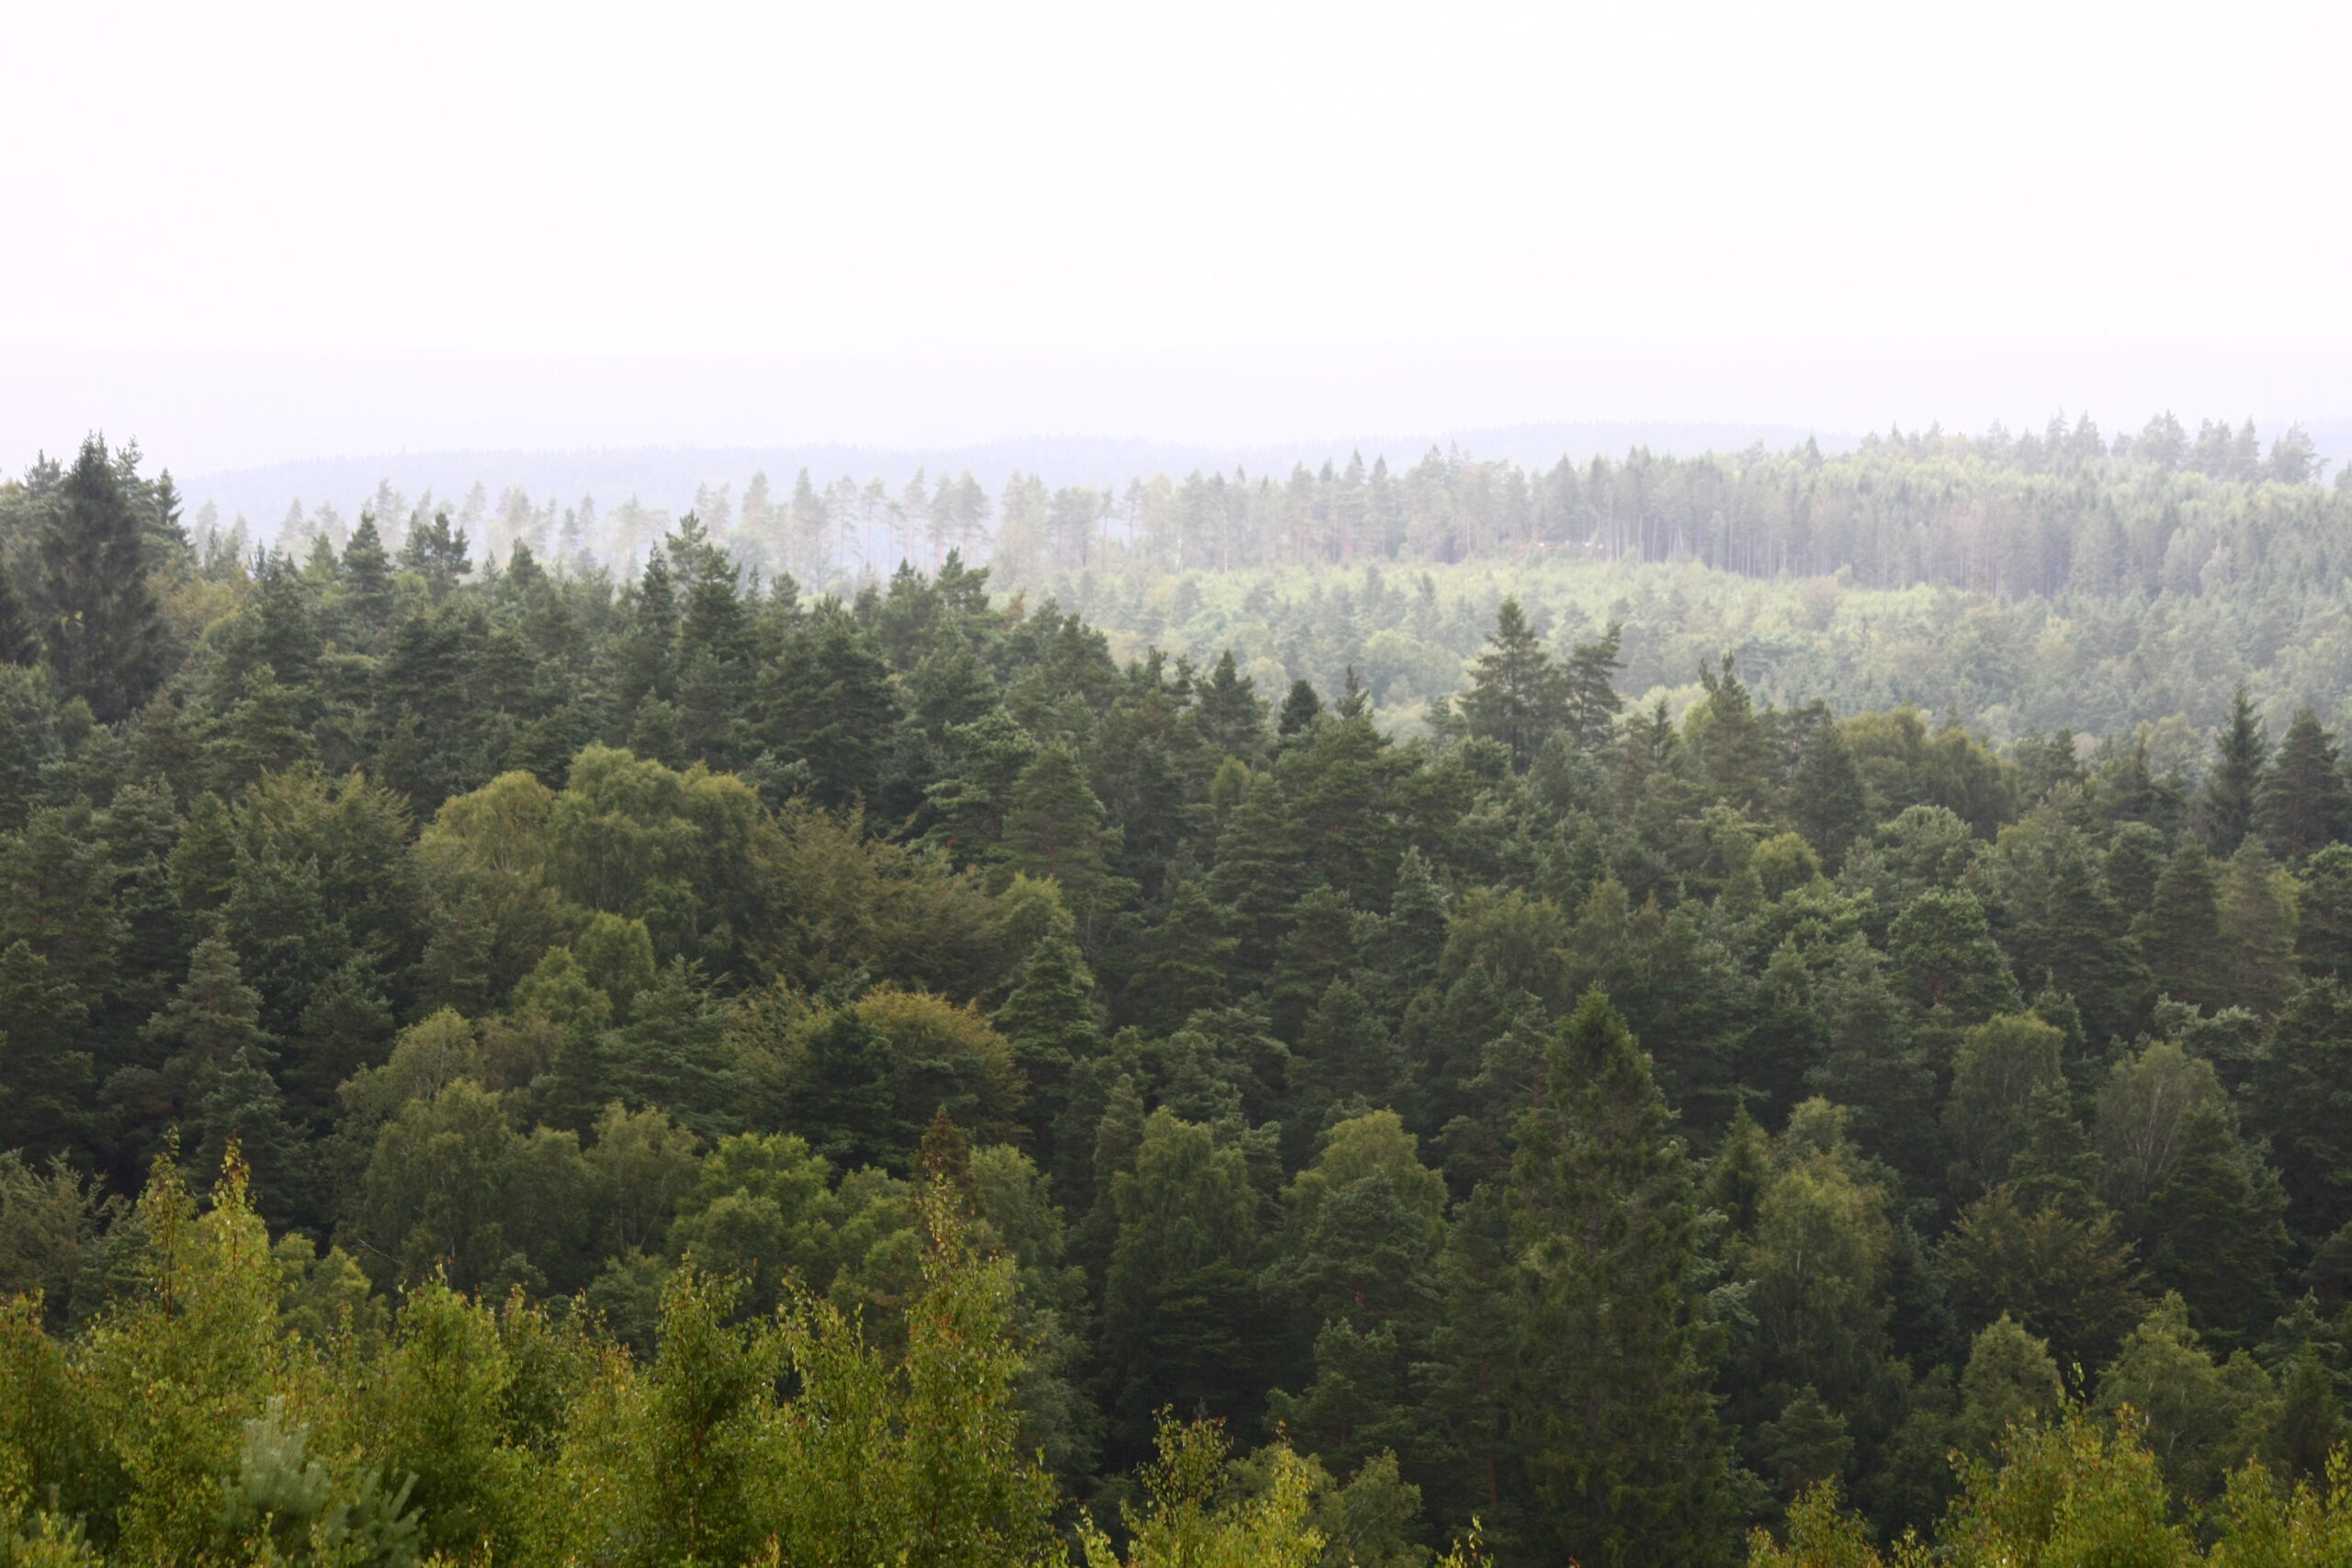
[226,412,2352,749]
[7,427,2352,1562]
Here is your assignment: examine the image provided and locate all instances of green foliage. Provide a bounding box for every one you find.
[16,436,2352,1562]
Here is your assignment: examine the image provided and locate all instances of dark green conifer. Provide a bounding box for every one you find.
[2256,705,2351,861]
[1506,988,1730,1566]
[2200,683,2267,855]
[30,435,165,723]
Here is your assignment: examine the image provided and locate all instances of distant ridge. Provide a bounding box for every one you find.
[179,423,1848,534]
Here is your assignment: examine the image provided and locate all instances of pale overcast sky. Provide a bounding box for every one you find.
[3,0,2346,471]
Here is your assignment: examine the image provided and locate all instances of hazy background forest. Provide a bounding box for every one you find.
[188,410,2352,747]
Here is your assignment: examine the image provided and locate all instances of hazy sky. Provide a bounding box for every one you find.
[5,0,2347,471]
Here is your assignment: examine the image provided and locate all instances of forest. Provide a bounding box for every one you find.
[7,429,2352,1564]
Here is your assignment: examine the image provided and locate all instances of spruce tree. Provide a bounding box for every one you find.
[2134,844,2225,1010]
[0,568,38,666]
[1096,1110,1271,1466]
[1205,773,1297,987]
[1194,649,1269,763]
[1278,678,1323,739]
[2256,705,2352,862]
[32,435,165,723]
[1790,720,1868,868]
[1454,597,1566,770]
[1561,621,1626,751]
[991,929,1102,1162]
[2139,1100,2288,1348]
[0,940,94,1162]
[1001,746,1131,939]
[759,601,900,807]
[1505,988,1730,1566]
[1129,879,1235,1032]
[2247,978,2352,1242]
[2200,682,2267,855]
[1292,978,1406,1132]
[2018,843,2152,1049]
[2296,842,2352,983]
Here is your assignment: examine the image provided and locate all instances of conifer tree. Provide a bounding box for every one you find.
[992,929,1103,1161]
[2297,842,2352,983]
[1206,773,1298,984]
[2216,844,2298,1013]
[1195,649,1270,763]
[1416,1182,1518,1542]
[1278,678,1323,739]
[1096,1110,1271,1465]
[1130,879,1235,1032]
[1561,622,1626,751]
[30,435,166,723]
[2247,978,2352,1241]
[760,601,900,807]
[1505,988,1730,1566]
[0,940,94,1161]
[2139,1100,2288,1348]
[2256,705,2352,861]
[0,568,38,666]
[339,512,397,643]
[1292,978,1406,1132]
[1454,597,1566,770]
[2201,682,2267,855]
[2134,843,2225,1010]
[1001,746,1131,942]
[1790,720,1868,868]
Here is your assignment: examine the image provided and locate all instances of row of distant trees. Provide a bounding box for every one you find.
[212,412,2338,596]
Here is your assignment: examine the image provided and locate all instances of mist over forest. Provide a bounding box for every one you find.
[8,405,2352,1565]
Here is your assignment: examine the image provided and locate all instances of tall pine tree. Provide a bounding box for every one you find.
[1505,987,1730,1565]
[32,435,165,723]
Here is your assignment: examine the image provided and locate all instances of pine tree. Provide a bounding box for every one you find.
[2297,842,2352,984]
[1001,747,1132,940]
[1561,622,1626,751]
[1454,597,1566,770]
[1292,978,1406,1133]
[2139,1100,2288,1348]
[1791,720,1868,868]
[759,601,900,807]
[1096,1110,1271,1466]
[2247,979,2352,1242]
[1278,678,1323,739]
[0,940,94,1161]
[1205,773,1297,987]
[1195,648,1269,762]
[31,435,165,723]
[2201,683,2267,855]
[2256,705,2351,861]
[992,930,1102,1163]
[2134,844,2224,1010]
[1506,988,1730,1566]
[1129,879,1235,1032]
